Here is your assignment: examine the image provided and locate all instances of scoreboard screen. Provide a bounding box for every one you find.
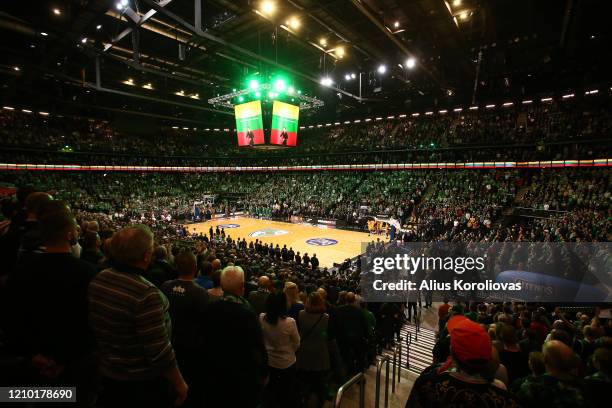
[270,101,299,146]
[235,101,264,147]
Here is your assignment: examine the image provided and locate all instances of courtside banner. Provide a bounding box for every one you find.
[235,101,265,147]
[360,242,611,303]
[270,101,299,146]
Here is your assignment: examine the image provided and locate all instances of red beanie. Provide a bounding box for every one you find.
[448,315,492,364]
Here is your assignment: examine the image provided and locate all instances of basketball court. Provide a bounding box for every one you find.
[189,216,373,267]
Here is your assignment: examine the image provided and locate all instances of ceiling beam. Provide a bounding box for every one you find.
[140,0,364,100]
[104,0,174,52]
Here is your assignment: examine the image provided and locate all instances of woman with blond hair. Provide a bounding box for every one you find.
[284,281,304,321]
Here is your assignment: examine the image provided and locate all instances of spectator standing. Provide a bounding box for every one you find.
[406,315,519,407]
[260,292,300,407]
[284,281,305,321]
[161,250,208,407]
[297,292,330,408]
[249,275,272,315]
[9,207,97,406]
[335,292,368,375]
[88,225,188,408]
[200,266,268,407]
[146,245,176,288]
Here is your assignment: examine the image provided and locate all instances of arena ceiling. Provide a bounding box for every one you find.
[0,0,610,126]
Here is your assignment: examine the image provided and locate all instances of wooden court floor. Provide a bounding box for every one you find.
[189,216,373,267]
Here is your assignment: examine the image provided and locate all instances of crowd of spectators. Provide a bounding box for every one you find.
[0,92,610,407]
[1,93,610,167]
[0,184,609,407]
[0,185,384,407]
[1,168,608,243]
[407,302,611,408]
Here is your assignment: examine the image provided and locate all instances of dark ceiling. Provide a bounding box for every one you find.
[0,0,610,127]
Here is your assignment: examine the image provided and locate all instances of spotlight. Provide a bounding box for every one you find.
[255,91,261,98]
[405,57,416,69]
[335,46,345,58]
[238,96,245,102]
[52,8,61,15]
[377,64,387,74]
[248,79,260,90]
[143,83,153,90]
[260,1,275,15]
[345,74,351,81]
[320,77,333,87]
[81,37,87,44]
[13,66,20,71]
[273,78,286,91]
[121,0,128,5]
[286,17,300,29]
[116,2,124,10]
[453,0,462,6]
[351,73,356,79]
[459,12,469,20]
[96,25,102,30]
[287,86,295,94]
[393,21,399,28]
[41,32,48,36]
[319,38,327,47]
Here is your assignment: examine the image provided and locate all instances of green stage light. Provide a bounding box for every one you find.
[268,91,277,98]
[287,86,295,94]
[232,88,237,92]
[297,90,302,94]
[238,96,244,102]
[248,79,260,90]
[273,78,286,92]
[255,91,261,98]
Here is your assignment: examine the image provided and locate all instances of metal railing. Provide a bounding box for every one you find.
[334,372,366,408]
[406,332,412,370]
[392,336,403,390]
[375,356,391,408]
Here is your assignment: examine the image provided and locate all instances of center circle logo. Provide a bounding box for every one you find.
[218,223,240,229]
[249,228,289,238]
[306,238,338,246]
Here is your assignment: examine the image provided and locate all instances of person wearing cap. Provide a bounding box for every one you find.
[406,315,520,407]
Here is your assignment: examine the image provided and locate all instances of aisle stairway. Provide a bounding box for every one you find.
[381,323,436,375]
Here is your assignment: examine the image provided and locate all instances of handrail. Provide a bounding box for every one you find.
[392,343,397,394]
[334,372,366,408]
[406,332,412,370]
[375,356,391,408]
[396,337,403,384]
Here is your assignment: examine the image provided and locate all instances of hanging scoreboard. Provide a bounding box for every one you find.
[270,101,299,146]
[235,100,265,147]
